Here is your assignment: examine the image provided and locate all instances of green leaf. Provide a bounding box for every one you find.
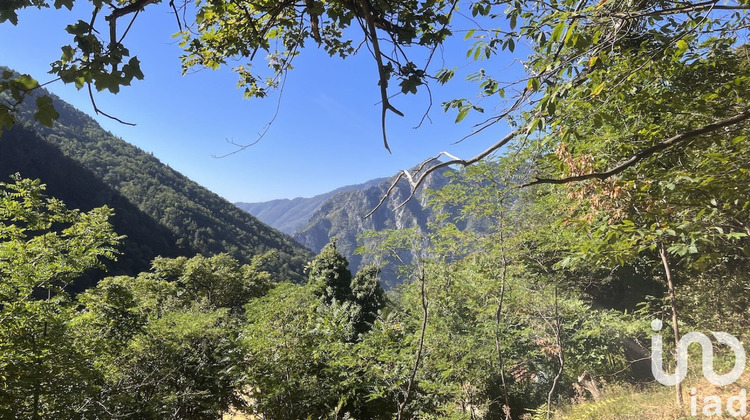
[527,77,540,91]
[122,57,145,82]
[591,82,605,96]
[16,74,39,90]
[675,39,688,54]
[551,22,565,43]
[34,95,59,127]
[455,107,469,123]
[436,68,455,84]
[54,0,74,10]
[0,105,15,135]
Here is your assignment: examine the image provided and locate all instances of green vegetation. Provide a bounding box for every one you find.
[2,0,750,418]
[3,149,747,417]
[1,85,310,283]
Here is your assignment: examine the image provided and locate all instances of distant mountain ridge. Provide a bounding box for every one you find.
[235,178,386,234]
[239,166,452,287]
[1,81,311,283]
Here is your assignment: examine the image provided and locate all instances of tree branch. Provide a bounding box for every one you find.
[396,264,428,419]
[104,0,155,66]
[356,0,404,153]
[106,0,157,22]
[523,108,750,187]
[614,0,750,20]
[364,129,520,218]
[87,82,136,126]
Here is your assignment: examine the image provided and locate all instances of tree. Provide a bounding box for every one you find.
[106,301,248,418]
[307,240,353,304]
[4,0,747,178]
[239,242,388,419]
[0,174,120,418]
[147,252,273,311]
[71,253,270,418]
[350,263,387,335]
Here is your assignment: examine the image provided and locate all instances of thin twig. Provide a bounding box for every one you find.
[169,0,183,31]
[87,83,136,126]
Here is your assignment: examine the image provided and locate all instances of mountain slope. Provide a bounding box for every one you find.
[291,167,452,287]
[236,178,386,234]
[0,124,192,287]
[3,87,311,282]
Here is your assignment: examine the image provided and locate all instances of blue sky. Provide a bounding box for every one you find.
[0,3,523,202]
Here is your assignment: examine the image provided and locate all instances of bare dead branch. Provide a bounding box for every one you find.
[87,83,136,126]
[364,129,520,218]
[523,108,750,187]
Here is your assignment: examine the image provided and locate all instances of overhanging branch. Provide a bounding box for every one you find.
[356,0,404,153]
[364,129,520,217]
[365,108,750,218]
[614,0,750,20]
[523,108,750,187]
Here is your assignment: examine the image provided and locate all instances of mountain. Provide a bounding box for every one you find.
[1,85,311,283]
[294,167,451,287]
[239,166,452,288]
[235,178,386,234]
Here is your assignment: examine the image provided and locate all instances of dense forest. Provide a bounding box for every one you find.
[2,0,750,418]
[3,143,749,417]
[0,85,310,283]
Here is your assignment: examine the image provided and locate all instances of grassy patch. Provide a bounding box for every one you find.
[553,372,750,420]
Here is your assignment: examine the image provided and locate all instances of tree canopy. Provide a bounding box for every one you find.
[3,0,748,177]
[3,2,750,414]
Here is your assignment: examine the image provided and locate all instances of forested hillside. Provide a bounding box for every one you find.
[2,0,750,418]
[1,88,311,281]
[0,124,189,286]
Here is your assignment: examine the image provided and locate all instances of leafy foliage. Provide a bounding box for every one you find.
[2,2,750,418]
[0,175,119,418]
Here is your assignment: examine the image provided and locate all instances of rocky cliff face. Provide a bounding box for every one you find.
[292,167,452,287]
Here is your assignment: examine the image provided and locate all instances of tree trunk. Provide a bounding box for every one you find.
[494,209,511,419]
[397,265,428,420]
[659,244,682,407]
[547,285,564,420]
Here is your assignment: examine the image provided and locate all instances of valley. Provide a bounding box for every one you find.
[2,2,750,418]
